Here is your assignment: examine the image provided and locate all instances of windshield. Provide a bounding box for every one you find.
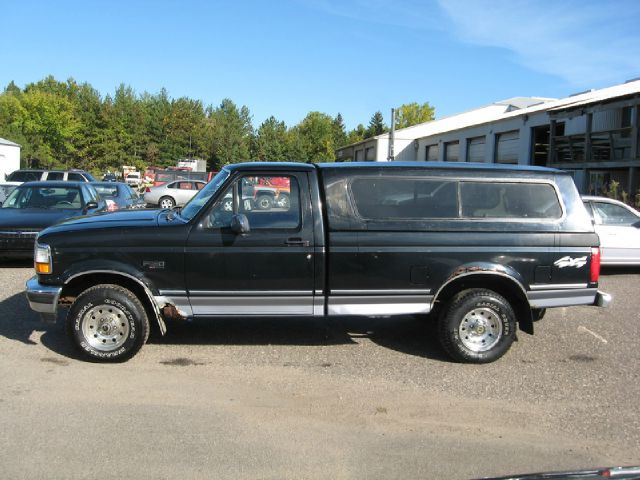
[2,185,83,210]
[180,169,230,221]
[94,185,119,198]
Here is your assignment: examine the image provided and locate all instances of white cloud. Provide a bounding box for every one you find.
[437,0,640,87]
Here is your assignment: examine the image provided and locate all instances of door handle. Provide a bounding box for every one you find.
[285,237,310,247]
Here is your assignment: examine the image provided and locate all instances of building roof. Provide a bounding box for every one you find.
[0,137,21,147]
[337,79,640,151]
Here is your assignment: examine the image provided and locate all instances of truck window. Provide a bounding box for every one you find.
[205,175,300,230]
[350,177,458,219]
[460,182,561,219]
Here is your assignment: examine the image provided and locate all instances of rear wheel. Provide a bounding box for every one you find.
[159,196,175,209]
[276,193,290,209]
[438,289,516,363]
[67,284,150,362]
[256,194,273,210]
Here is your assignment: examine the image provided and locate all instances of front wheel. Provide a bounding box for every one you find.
[255,194,273,210]
[438,289,516,363]
[67,284,150,362]
[159,196,175,209]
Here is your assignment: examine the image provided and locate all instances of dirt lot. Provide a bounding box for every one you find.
[0,261,638,479]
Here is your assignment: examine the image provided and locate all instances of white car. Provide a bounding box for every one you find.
[143,180,207,209]
[582,196,640,265]
[125,172,142,187]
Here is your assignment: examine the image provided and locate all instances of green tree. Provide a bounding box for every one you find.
[332,113,348,149]
[18,89,81,168]
[255,116,289,161]
[394,102,435,129]
[294,112,336,163]
[206,99,253,169]
[346,124,367,145]
[366,111,387,138]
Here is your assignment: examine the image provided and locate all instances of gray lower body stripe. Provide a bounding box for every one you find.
[527,288,597,308]
[188,290,312,296]
[529,283,588,290]
[331,289,431,295]
[328,295,433,316]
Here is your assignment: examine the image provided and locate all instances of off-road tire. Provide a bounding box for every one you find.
[438,288,516,363]
[67,284,150,362]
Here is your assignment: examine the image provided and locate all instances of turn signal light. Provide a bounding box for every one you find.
[590,247,601,283]
[35,262,51,274]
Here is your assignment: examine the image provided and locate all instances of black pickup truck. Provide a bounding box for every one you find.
[26,162,611,363]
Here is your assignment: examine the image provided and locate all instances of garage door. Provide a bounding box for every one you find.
[496,131,519,164]
[467,136,485,162]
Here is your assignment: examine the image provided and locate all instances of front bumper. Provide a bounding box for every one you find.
[25,276,61,322]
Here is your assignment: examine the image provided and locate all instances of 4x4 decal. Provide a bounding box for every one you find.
[554,256,587,268]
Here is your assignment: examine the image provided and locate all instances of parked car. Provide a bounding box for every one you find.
[6,169,97,183]
[125,172,142,188]
[143,180,206,209]
[0,181,106,258]
[102,173,117,182]
[582,196,640,265]
[92,182,146,211]
[26,162,610,363]
[0,182,21,206]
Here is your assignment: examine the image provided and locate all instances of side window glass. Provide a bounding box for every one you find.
[592,202,638,225]
[47,172,64,181]
[68,173,83,181]
[350,177,458,219]
[460,182,561,219]
[204,175,300,230]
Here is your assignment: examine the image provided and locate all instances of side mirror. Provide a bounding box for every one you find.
[230,214,250,235]
[84,201,99,213]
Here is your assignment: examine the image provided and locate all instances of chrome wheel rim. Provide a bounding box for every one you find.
[160,198,174,209]
[278,195,290,209]
[81,304,130,351]
[458,307,502,352]
[257,197,271,209]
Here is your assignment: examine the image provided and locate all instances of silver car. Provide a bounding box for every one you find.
[143,180,207,209]
[582,196,640,265]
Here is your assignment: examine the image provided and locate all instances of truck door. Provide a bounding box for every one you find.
[184,172,315,316]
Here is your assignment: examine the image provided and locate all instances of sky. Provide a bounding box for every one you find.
[1,0,639,130]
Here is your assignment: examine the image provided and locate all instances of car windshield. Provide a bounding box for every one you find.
[180,169,230,221]
[94,185,119,198]
[2,185,83,210]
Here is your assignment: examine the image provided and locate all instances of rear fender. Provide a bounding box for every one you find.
[433,262,534,335]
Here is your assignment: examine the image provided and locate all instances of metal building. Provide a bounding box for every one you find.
[335,79,640,196]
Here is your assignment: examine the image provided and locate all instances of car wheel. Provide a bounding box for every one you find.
[159,196,175,209]
[67,284,150,362]
[222,198,233,212]
[276,193,290,209]
[256,194,273,210]
[438,288,516,363]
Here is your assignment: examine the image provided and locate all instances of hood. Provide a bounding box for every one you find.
[0,208,84,229]
[39,208,180,235]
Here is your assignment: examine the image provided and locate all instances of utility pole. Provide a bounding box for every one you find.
[388,108,395,161]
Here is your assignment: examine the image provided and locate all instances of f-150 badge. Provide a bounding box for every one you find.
[554,256,587,268]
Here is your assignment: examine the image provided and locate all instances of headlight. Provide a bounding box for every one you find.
[34,243,52,274]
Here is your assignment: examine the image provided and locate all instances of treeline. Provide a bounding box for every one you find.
[0,75,434,173]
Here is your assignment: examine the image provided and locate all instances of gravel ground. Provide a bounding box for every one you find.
[0,261,638,479]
